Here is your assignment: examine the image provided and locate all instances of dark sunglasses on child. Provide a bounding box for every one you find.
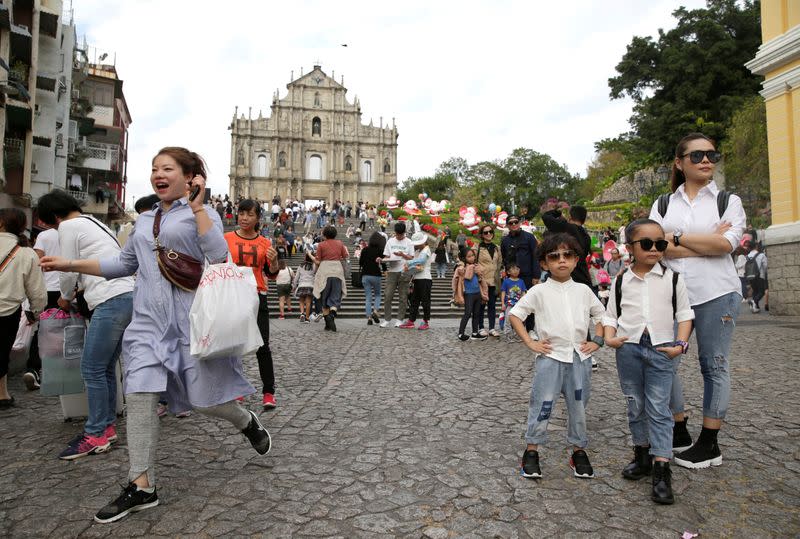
[545,249,577,262]
[482,229,494,235]
[681,150,722,164]
[630,238,669,252]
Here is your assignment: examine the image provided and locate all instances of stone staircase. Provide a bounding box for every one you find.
[224,216,466,319]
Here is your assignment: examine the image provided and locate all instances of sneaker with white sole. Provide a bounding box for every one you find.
[394,319,405,327]
[58,433,111,460]
[673,441,722,469]
[569,449,594,478]
[104,424,118,444]
[241,410,272,455]
[470,332,488,341]
[379,319,391,328]
[521,449,542,478]
[478,328,489,337]
[488,329,501,338]
[94,483,159,524]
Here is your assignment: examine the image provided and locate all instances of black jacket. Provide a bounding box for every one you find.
[500,230,541,279]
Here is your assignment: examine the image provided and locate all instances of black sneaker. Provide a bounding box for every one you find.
[651,461,675,504]
[367,318,373,326]
[673,417,692,451]
[520,449,542,479]
[23,370,41,391]
[674,441,722,469]
[94,483,159,524]
[569,449,594,478]
[371,312,380,324]
[458,334,470,341]
[622,445,652,480]
[470,332,488,341]
[241,410,272,455]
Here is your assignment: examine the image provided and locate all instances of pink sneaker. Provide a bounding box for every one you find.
[104,424,118,444]
[418,321,430,330]
[398,320,415,329]
[58,433,111,460]
[262,393,277,409]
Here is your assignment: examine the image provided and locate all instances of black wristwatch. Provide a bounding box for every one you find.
[591,335,605,348]
[672,230,683,247]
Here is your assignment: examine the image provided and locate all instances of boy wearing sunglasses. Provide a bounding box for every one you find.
[603,218,694,505]
[509,233,605,480]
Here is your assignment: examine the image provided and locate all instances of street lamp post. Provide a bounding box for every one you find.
[656,165,670,191]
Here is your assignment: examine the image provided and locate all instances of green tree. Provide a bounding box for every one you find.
[721,95,770,226]
[500,148,581,217]
[608,0,762,159]
[580,150,628,202]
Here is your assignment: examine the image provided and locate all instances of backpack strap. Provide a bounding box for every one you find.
[671,268,679,319]
[614,268,626,319]
[657,194,671,218]
[0,245,20,273]
[716,190,730,219]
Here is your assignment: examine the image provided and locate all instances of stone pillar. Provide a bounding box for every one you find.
[746,5,800,315]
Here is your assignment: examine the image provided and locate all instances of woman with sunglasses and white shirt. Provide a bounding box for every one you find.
[649,133,745,470]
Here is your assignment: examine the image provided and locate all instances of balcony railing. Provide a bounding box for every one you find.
[3,138,25,169]
[80,141,120,171]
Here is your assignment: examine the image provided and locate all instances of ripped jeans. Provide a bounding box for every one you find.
[525,352,592,448]
[616,333,674,459]
[670,291,739,419]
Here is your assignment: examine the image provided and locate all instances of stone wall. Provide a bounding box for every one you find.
[765,239,800,316]
[591,165,726,206]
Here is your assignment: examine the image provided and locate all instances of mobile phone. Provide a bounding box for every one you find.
[189,184,201,202]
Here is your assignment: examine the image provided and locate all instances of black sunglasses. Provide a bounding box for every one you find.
[681,150,722,164]
[545,250,577,262]
[507,220,520,225]
[481,229,494,235]
[631,238,669,252]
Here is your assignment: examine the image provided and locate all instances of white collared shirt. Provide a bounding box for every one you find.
[649,181,745,306]
[509,278,605,363]
[603,264,694,346]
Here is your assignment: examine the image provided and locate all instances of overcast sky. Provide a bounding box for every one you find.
[70,0,707,207]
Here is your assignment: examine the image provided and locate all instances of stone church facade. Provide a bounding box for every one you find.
[229,65,398,205]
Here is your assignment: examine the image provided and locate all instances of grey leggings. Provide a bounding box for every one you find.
[126,392,252,485]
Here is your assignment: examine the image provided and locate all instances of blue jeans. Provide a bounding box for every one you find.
[616,333,674,459]
[670,292,738,419]
[436,262,448,278]
[525,353,592,447]
[362,275,382,317]
[477,285,497,331]
[81,292,132,436]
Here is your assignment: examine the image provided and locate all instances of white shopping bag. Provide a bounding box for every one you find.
[189,257,263,360]
[12,316,36,352]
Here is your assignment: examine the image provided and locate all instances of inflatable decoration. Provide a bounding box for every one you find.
[403,200,421,215]
[423,198,434,211]
[459,207,481,233]
[440,200,452,212]
[385,195,400,209]
[488,202,496,213]
[602,240,618,262]
[493,211,509,230]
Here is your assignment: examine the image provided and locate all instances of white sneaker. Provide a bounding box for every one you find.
[751,306,760,314]
[488,329,501,338]
[309,313,320,322]
[394,319,404,327]
[478,329,489,337]
[591,357,599,370]
[379,320,391,328]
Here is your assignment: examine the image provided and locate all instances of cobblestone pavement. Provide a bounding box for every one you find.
[1,307,799,538]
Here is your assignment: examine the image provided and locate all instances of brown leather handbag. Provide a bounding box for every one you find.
[153,209,203,291]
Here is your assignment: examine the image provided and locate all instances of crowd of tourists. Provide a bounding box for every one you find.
[0,132,754,521]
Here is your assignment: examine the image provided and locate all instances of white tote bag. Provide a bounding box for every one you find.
[189,257,263,360]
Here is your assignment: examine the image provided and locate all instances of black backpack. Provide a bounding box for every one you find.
[657,190,731,219]
[615,263,679,319]
[744,254,761,281]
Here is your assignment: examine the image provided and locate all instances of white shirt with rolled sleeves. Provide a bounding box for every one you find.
[603,264,694,346]
[508,279,605,363]
[649,181,745,306]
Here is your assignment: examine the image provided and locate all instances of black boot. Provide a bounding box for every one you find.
[622,445,652,480]
[674,427,722,469]
[651,461,675,504]
[673,417,692,451]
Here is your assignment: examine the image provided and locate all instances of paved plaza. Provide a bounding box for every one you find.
[1,307,799,538]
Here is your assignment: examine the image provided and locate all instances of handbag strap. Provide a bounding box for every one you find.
[0,245,20,273]
[79,215,120,247]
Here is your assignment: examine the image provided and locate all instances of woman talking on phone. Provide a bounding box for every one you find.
[41,147,271,524]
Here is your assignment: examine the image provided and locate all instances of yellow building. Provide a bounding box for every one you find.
[746,1,800,316]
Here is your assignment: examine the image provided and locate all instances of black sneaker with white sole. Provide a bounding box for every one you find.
[521,449,542,478]
[94,483,159,524]
[241,410,272,455]
[470,332,488,341]
[458,334,470,341]
[569,449,595,478]
[673,441,722,469]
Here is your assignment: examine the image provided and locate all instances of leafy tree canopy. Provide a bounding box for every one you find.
[608,0,762,159]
